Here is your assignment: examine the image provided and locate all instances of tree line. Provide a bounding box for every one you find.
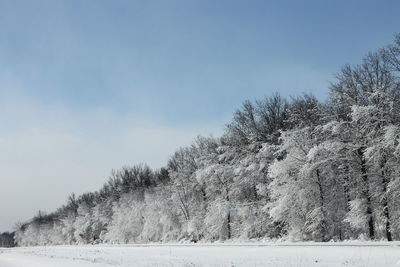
[2,34,400,246]
[0,232,15,247]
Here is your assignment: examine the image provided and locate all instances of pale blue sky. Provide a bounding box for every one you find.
[0,0,399,231]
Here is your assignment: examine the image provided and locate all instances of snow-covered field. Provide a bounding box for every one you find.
[1,242,400,267]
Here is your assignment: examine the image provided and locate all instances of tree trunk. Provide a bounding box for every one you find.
[316,169,326,241]
[226,193,231,239]
[381,157,392,241]
[341,163,352,240]
[358,147,375,240]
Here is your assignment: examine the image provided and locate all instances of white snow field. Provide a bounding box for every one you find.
[1,243,400,267]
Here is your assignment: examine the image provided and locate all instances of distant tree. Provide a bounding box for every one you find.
[0,232,15,247]
[382,33,400,73]
[227,93,288,145]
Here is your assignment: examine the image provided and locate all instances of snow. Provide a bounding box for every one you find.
[1,242,400,267]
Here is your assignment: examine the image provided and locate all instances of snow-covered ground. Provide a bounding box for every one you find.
[1,242,400,267]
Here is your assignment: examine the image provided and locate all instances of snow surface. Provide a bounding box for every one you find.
[1,242,400,267]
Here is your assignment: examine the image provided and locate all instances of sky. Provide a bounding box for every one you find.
[0,0,399,232]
